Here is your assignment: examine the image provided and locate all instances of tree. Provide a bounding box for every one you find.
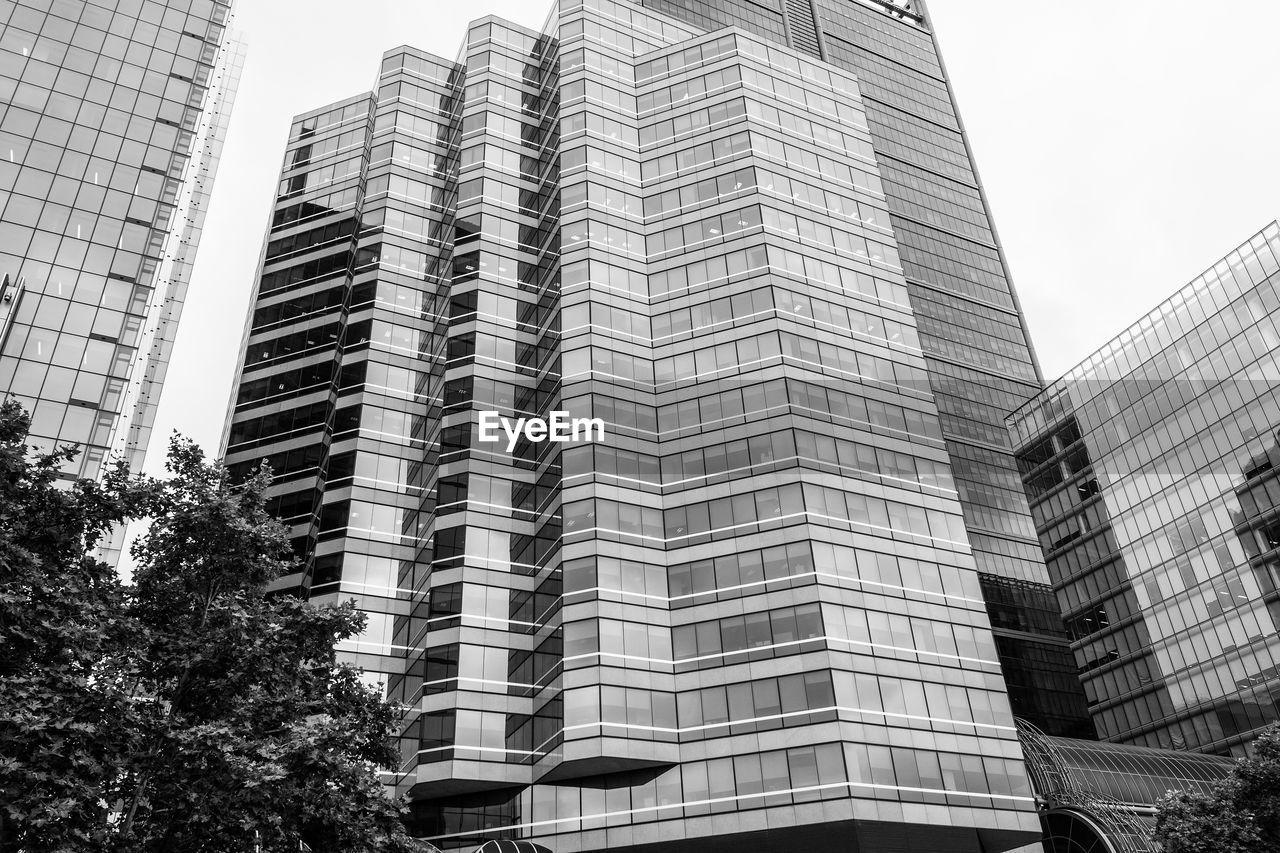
[1153,723,1280,853]
[0,400,425,852]
[0,399,154,851]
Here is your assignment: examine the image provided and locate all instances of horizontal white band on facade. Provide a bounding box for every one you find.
[562,567,985,608]
[555,702,1016,736]
[423,779,1035,843]
[562,632,998,669]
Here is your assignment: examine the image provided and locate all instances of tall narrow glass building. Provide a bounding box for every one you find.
[0,0,242,482]
[221,0,1086,848]
[1009,223,1280,757]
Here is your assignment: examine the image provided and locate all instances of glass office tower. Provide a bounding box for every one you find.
[1009,223,1280,757]
[220,0,1086,848]
[630,0,1091,737]
[0,0,241,483]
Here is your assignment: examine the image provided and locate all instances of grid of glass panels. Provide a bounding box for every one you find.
[631,0,1092,740]
[221,47,464,784]
[222,0,1049,849]
[406,16,562,796]
[0,0,238,485]
[415,0,1036,848]
[1010,223,1280,756]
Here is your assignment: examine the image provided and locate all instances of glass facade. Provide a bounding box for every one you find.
[216,0,1105,849]
[0,0,242,488]
[1009,223,1280,756]
[631,0,1092,738]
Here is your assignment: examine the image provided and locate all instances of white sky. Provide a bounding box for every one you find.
[142,0,1280,474]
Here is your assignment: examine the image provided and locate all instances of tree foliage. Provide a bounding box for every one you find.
[0,399,424,852]
[0,400,152,850]
[1153,723,1280,853]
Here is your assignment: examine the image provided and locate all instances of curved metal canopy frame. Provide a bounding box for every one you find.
[472,841,554,853]
[1017,720,1233,853]
[1041,807,1128,853]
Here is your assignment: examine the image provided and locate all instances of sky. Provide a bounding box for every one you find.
[142,0,1280,474]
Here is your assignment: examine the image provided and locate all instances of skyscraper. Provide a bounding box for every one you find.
[1009,222,1280,757]
[0,0,242,484]
[631,0,1090,737]
[221,0,1085,848]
